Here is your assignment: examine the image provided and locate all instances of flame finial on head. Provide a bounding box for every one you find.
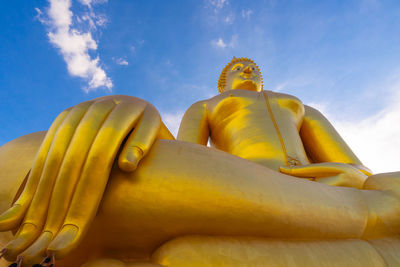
[218,57,263,93]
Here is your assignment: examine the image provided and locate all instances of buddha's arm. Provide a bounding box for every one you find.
[279,105,372,189]
[177,100,209,145]
[299,105,372,175]
[159,122,175,140]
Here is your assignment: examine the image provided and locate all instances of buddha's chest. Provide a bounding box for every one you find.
[207,90,304,135]
[206,90,309,167]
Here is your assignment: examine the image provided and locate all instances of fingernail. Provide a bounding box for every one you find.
[47,225,79,259]
[119,158,137,172]
[6,223,38,252]
[0,204,23,231]
[22,232,53,260]
[127,146,143,163]
[120,146,143,172]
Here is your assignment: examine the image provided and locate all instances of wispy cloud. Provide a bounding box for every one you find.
[241,9,253,19]
[130,45,136,54]
[211,34,238,49]
[35,0,112,92]
[212,38,227,48]
[273,82,289,92]
[115,57,129,66]
[34,7,46,23]
[208,0,228,12]
[224,13,235,24]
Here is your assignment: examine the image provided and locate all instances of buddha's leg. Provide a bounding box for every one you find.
[151,236,390,267]
[1,134,400,265]
[92,139,378,256]
[362,172,400,238]
[82,258,163,267]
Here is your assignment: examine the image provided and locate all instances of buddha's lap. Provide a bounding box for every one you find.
[0,134,285,250]
[78,236,400,267]
[0,134,308,263]
[0,134,372,248]
[151,235,400,267]
[2,133,400,266]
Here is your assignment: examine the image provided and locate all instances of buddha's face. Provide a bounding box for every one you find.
[225,61,262,92]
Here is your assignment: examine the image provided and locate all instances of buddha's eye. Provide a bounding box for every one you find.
[252,67,256,71]
[236,67,241,70]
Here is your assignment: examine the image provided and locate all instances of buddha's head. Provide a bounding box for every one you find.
[218,57,263,93]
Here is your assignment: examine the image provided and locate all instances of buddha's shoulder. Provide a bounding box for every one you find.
[264,90,305,115]
[206,90,261,104]
[199,90,305,112]
[265,90,303,103]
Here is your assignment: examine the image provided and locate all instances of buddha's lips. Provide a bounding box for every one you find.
[241,74,254,79]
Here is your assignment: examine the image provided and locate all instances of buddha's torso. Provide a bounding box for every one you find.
[207,90,311,170]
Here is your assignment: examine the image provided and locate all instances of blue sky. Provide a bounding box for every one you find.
[1,0,399,172]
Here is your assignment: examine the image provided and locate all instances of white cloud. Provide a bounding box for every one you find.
[212,38,227,48]
[241,9,253,19]
[34,8,46,23]
[37,0,112,92]
[78,0,94,5]
[211,34,238,49]
[161,111,184,138]
[208,0,228,11]
[130,45,136,54]
[307,89,400,174]
[78,0,108,6]
[115,58,129,66]
[224,13,235,24]
[273,82,289,92]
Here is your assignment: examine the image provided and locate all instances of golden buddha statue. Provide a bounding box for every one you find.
[1,57,400,267]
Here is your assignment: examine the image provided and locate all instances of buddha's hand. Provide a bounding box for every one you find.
[279,162,368,189]
[0,95,171,264]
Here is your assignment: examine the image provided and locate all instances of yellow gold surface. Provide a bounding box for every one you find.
[0,58,399,266]
[153,236,389,267]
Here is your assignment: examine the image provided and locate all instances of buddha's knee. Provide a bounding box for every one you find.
[362,172,400,238]
[82,258,164,267]
[364,172,400,192]
[151,236,388,267]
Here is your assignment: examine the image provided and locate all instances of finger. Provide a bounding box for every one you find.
[315,175,344,187]
[0,108,70,231]
[279,163,346,178]
[319,173,365,189]
[17,99,118,263]
[3,101,93,258]
[118,104,161,172]
[47,101,146,259]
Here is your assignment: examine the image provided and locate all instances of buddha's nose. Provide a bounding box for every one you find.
[243,66,252,74]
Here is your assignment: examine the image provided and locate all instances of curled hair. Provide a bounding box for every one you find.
[218,57,263,93]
